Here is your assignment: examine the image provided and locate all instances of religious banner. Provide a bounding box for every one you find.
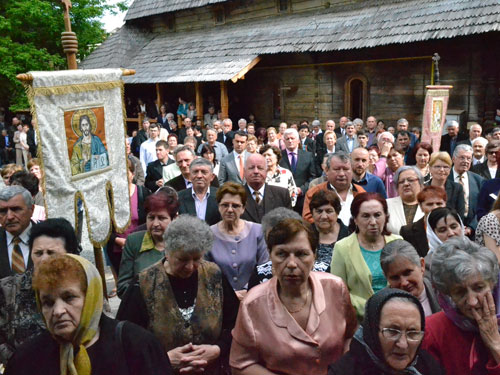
[24,69,130,245]
[421,85,453,152]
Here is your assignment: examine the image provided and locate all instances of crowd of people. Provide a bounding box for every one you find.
[2,109,500,374]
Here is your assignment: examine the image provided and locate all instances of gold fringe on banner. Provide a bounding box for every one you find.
[32,81,122,97]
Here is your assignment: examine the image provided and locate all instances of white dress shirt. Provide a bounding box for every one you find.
[6,224,32,268]
[139,137,159,174]
[329,184,354,226]
[247,184,266,203]
[192,188,210,220]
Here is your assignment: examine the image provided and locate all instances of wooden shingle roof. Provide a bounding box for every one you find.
[125,0,228,21]
[81,0,500,83]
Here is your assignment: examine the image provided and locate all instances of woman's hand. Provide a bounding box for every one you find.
[472,291,500,363]
[168,343,197,370]
[115,237,126,247]
[179,345,220,374]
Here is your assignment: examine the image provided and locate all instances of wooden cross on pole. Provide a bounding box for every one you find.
[60,0,78,69]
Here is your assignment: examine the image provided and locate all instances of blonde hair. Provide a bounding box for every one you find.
[429,151,452,167]
[1,164,23,179]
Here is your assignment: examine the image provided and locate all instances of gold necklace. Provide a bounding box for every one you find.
[282,290,310,314]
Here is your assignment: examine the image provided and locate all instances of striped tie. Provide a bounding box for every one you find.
[11,237,25,274]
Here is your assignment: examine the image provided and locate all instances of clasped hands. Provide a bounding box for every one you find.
[168,343,220,374]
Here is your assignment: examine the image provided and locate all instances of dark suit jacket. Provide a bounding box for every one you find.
[217,131,234,152]
[439,133,467,155]
[446,171,484,230]
[0,228,34,279]
[144,159,174,192]
[300,137,315,153]
[241,184,292,223]
[400,217,429,257]
[334,128,345,139]
[425,179,465,221]
[471,160,500,180]
[178,187,221,226]
[131,130,148,157]
[457,138,472,147]
[279,149,318,192]
[477,179,500,222]
[166,174,219,192]
[0,134,13,150]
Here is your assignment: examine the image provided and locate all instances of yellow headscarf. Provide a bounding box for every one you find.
[36,254,103,375]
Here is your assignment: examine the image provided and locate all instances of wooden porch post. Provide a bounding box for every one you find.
[156,83,163,112]
[195,82,203,126]
[220,81,229,119]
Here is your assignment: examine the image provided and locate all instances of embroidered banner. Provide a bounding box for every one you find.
[25,69,130,245]
[421,85,453,152]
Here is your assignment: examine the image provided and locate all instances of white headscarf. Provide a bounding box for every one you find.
[426,212,465,254]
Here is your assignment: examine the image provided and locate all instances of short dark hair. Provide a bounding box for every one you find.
[428,207,461,232]
[299,124,310,132]
[156,140,168,149]
[216,181,247,205]
[349,192,391,235]
[396,130,411,139]
[29,218,80,255]
[234,130,248,139]
[309,190,341,215]
[266,218,318,254]
[259,144,282,163]
[144,191,179,219]
[10,171,39,197]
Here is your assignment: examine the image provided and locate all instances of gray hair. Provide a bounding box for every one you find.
[397,118,409,126]
[0,186,33,207]
[453,144,473,158]
[238,118,247,126]
[222,118,232,126]
[345,121,354,128]
[261,207,301,235]
[327,151,352,169]
[312,120,321,127]
[164,214,213,255]
[394,166,423,186]
[472,136,488,147]
[213,120,221,127]
[352,118,364,127]
[380,240,421,274]
[283,128,299,139]
[446,120,459,128]
[431,236,499,295]
[377,131,395,143]
[189,157,213,173]
[166,113,174,120]
[173,145,196,159]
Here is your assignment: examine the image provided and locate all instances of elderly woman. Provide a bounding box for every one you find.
[0,218,79,367]
[117,190,179,297]
[246,135,258,154]
[329,289,444,374]
[400,186,447,257]
[380,240,440,316]
[471,139,500,179]
[208,182,268,296]
[476,194,500,262]
[117,215,238,374]
[426,151,465,219]
[260,144,298,207]
[331,192,401,320]
[426,207,464,256]
[421,237,500,374]
[367,146,380,174]
[386,166,424,235]
[373,140,404,198]
[266,127,283,149]
[6,254,171,374]
[411,142,433,184]
[230,218,357,375]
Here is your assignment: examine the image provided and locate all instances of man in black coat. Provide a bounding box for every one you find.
[0,186,34,279]
[279,128,318,213]
[0,129,14,165]
[144,140,174,192]
[217,119,234,152]
[242,154,291,223]
[439,121,467,156]
[178,158,221,225]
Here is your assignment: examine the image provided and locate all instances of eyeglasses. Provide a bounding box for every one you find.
[397,177,419,185]
[379,328,424,342]
[488,150,499,155]
[219,203,243,210]
[456,156,472,162]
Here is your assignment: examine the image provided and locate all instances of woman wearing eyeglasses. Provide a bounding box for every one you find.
[425,151,465,220]
[208,182,268,300]
[385,166,425,235]
[328,288,444,375]
[471,139,500,180]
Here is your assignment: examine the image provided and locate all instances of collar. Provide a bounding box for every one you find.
[353,172,367,184]
[6,222,32,245]
[191,187,210,199]
[452,169,467,180]
[286,148,298,155]
[139,231,162,253]
[327,183,354,198]
[247,184,265,198]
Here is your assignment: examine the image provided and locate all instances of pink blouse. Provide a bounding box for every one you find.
[230,272,356,375]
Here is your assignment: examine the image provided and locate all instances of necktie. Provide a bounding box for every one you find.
[291,152,297,173]
[11,237,25,274]
[239,155,244,180]
[458,174,469,216]
[254,191,261,205]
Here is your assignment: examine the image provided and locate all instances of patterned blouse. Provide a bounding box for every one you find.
[266,167,298,207]
[476,212,500,247]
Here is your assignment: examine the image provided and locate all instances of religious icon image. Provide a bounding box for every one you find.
[431,99,443,133]
[65,107,109,176]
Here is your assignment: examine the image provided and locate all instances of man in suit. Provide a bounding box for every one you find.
[145,140,174,192]
[315,119,336,153]
[131,118,150,158]
[218,131,248,186]
[449,144,485,236]
[279,128,319,213]
[334,116,348,139]
[241,154,291,223]
[457,123,482,147]
[126,138,145,186]
[178,117,193,144]
[217,119,235,152]
[0,186,34,278]
[336,121,359,153]
[440,121,467,156]
[0,129,14,165]
[365,116,378,147]
[165,146,196,192]
[471,137,488,166]
[178,158,221,225]
[298,124,315,153]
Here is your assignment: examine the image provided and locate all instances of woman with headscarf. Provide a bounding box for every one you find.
[5,254,171,374]
[328,289,444,374]
[426,207,464,256]
[422,237,500,374]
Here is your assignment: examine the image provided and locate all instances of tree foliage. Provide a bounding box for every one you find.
[0,0,126,112]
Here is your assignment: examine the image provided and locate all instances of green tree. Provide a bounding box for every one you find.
[0,0,127,112]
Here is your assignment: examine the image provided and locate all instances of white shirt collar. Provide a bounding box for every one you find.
[247,184,266,199]
[6,222,32,245]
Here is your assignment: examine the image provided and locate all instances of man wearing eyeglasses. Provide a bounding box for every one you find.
[449,145,484,237]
